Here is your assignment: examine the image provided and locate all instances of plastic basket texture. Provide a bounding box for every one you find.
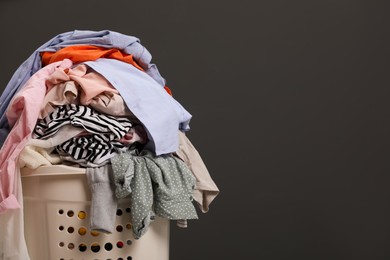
[21,165,170,260]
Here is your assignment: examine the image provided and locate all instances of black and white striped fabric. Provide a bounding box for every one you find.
[56,134,130,167]
[33,104,134,166]
[34,104,133,141]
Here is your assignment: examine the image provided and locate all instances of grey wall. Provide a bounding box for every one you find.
[1,0,390,259]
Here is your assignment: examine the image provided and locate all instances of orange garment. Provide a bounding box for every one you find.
[41,45,173,96]
[41,45,144,71]
[164,86,172,96]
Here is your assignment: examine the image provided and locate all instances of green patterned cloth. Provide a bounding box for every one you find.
[111,149,198,239]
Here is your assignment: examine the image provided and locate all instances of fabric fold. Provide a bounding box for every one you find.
[111,149,198,239]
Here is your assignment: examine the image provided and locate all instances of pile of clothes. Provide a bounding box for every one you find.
[0,30,219,260]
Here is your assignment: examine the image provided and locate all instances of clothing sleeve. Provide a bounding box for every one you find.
[86,165,118,234]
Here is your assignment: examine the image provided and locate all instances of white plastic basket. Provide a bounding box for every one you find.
[21,165,170,260]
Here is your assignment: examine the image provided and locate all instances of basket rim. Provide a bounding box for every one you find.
[21,165,86,177]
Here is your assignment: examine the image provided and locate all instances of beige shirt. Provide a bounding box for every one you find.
[40,64,134,119]
[175,131,220,213]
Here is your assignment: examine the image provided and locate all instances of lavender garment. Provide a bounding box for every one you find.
[84,58,192,155]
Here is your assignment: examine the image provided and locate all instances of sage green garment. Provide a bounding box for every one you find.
[111,149,198,239]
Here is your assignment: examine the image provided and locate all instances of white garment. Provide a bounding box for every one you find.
[19,125,85,169]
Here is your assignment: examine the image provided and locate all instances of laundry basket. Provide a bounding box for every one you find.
[21,165,170,260]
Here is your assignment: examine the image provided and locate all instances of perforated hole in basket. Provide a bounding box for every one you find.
[55,206,134,259]
[105,242,113,251]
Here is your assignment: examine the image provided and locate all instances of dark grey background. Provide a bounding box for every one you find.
[1,0,390,259]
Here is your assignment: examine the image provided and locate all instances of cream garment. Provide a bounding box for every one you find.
[18,125,85,169]
[175,131,219,213]
[45,63,118,105]
[39,81,78,119]
[40,82,135,119]
[39,65,135,119]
